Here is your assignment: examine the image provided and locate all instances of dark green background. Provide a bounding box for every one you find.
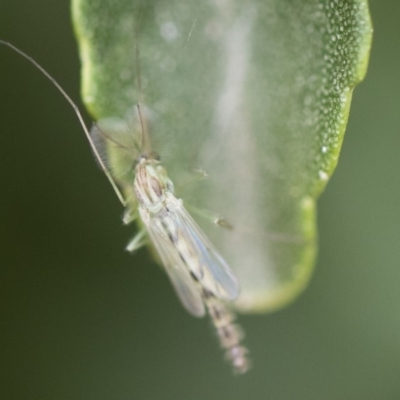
[1,1,399,399]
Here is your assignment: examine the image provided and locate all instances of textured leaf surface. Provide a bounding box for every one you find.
[72,0,372,312]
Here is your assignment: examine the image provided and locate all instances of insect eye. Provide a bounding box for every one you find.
[136,155,147,164]
[150,151,161,161]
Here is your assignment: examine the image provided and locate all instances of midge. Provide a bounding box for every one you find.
[0,40,250,373]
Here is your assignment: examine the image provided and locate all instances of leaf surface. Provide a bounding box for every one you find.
[72,0,372,312]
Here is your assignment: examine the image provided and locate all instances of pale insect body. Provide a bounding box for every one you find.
[133,156,250,373]
[1,40,250,373]
[92,106,250,373]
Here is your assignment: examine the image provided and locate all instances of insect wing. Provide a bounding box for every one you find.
[90,113,143,187]
[166,195,240,301]
[147,216,205,317]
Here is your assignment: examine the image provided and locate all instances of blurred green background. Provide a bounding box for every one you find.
[1,0,399,399]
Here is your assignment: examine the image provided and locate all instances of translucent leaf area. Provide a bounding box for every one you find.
[72,0,372,313]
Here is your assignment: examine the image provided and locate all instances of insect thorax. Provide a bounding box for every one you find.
[133,158,174,215]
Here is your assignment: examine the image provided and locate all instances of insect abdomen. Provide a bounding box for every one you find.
[202,290,250,374]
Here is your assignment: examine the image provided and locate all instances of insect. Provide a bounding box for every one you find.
[0,40,250,374]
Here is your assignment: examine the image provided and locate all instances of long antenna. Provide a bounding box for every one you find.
[134,19,142,98]
[0,40,126,207]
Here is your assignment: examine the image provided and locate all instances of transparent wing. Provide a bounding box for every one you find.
[90,114,141,186]
[166,195,240,301]
[147,217,205,317]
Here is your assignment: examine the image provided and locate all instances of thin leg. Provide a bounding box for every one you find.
[187,205,234,230]
[126,229,147,253]
[176,168,208,192]
[122,208,139,225]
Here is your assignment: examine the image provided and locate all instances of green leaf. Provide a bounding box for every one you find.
[71,0,372,313]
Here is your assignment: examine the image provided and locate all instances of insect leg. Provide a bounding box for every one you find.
[186,206,234,230]
[122,208,139,225]
[126,229,147,253]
